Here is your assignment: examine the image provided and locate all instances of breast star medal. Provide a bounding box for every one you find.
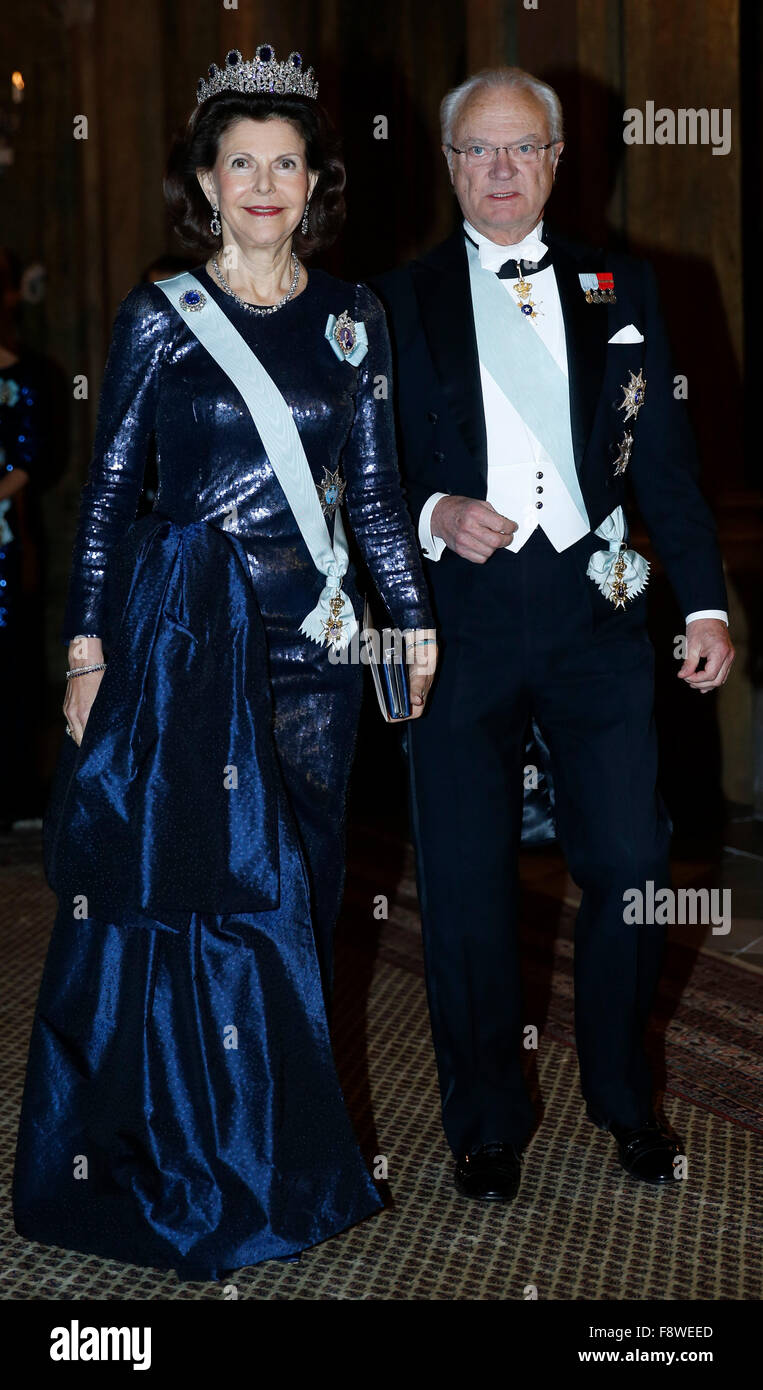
[618,368,646,422]
[316,465,346,517]
[512,265,542,319]
[613,430,634,476]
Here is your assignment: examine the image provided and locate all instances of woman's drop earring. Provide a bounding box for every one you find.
[301,200,310,237]
[210,205,222,236]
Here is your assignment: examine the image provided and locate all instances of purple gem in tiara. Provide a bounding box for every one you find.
[196,45,319,105]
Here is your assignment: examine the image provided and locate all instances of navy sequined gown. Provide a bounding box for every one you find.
[12,265,434,1279]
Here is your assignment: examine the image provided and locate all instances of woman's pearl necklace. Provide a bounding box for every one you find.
[210,252,301,316]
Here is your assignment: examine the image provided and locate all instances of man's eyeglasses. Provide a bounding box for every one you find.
[448,141,554,165]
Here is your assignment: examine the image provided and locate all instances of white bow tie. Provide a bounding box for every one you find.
[475,231,548,273]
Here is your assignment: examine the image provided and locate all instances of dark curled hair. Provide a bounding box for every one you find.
[164,92,346,260]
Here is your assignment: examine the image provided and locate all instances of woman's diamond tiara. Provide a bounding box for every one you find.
[196,44,319,105]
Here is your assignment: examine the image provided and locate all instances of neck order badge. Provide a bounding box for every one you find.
[511,266,543,319]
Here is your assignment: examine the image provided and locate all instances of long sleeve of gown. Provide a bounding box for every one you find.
[341,283,435,632]
[62,284,171,642]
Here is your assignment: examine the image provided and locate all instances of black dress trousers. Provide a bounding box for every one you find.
[406,526,672,1156]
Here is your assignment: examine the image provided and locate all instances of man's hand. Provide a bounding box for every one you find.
[431,495,517,563]
[677,618,734,693]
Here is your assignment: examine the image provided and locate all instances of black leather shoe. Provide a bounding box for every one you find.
[454,1141,522,1202]
[587,1108,684,1185]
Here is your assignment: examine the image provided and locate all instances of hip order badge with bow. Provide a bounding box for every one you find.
[586,506,650,609]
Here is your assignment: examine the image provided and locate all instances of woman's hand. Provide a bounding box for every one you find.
[63,637,105,746]
[403,629,438,720]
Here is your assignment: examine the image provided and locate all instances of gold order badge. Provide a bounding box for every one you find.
[511,268,542,320]
[608,551,630,608]
[321,590,347,645]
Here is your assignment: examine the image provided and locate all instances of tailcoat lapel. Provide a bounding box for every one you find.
[543,227,609,479]
[412,233,488,490]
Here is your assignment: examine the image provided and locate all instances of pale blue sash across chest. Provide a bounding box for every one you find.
[465,238,589,529]
[156,271,356,650]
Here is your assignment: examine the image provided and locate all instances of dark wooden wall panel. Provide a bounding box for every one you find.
[621,0,743,496]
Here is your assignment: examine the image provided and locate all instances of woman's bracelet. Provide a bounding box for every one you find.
[66,662,107,679]
[414,638,436,646]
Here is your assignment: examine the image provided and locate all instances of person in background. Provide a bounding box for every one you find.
[0,247,49,829]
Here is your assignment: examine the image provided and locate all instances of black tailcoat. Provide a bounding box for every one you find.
[368,230,728,1153]
[372,228,727,630]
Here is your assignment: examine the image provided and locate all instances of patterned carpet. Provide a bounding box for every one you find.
[1,830,761,1301]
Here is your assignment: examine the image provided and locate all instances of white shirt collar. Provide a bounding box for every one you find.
[463,217,548,273]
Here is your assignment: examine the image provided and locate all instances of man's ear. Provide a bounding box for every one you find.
[551,141,564,178]
[441,144,455,187]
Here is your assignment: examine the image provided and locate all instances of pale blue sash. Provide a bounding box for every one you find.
[156,271,357,650]
[465,238,589,530]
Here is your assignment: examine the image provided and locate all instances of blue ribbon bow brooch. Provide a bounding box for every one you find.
[325,310,368,366]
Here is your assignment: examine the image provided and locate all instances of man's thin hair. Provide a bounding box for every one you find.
[440,67,564,153]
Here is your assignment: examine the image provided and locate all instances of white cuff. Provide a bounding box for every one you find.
[685,610,728,626]
[418,491,450,561]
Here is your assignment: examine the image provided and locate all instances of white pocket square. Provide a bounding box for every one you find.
[608,324,644,344]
